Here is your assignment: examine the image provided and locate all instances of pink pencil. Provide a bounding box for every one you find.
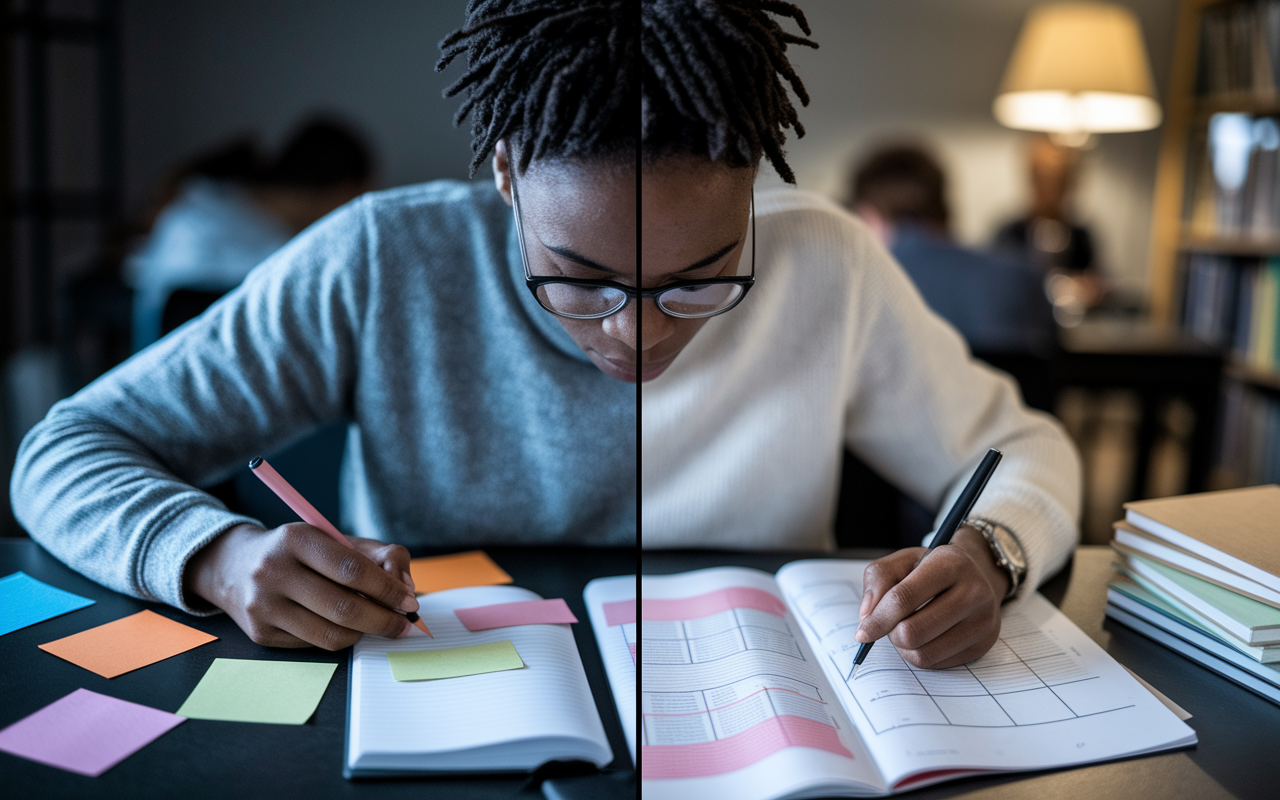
[248,457,432,637]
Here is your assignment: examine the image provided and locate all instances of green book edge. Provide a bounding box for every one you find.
[1127,553,1280,630]
[1110,574,1276,657]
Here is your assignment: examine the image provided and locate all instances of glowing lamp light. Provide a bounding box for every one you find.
[995,3,1161,137]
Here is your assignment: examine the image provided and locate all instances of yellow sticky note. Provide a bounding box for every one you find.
[39,610,217,679]
[386,640,525,682]
[409,550,513,594]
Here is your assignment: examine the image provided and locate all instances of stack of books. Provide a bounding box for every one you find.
[1106,485,1280,704]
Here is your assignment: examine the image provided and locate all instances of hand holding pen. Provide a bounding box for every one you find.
[183,458,428,649]
[853,449,1004,675]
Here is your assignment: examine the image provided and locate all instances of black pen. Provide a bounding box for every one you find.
[852,448,1003,678]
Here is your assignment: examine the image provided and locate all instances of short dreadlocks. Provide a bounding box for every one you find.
[437,0,817,182]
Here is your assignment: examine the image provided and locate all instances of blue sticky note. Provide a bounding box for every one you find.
[0,571,95,636]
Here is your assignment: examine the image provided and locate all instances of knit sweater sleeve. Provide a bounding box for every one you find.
[9,199,371,613]
[839,216,1082,594]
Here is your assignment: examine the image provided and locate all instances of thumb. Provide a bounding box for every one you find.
[859,548,925,623]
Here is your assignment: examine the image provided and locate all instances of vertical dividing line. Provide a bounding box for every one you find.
[633,0,644,771]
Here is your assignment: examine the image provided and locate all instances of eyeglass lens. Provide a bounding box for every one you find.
[657,283,745,317]
[536,284,629,318]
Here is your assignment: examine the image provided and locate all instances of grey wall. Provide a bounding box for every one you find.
[772,0,1180,295]
[121,0,1180,294]
[122,0,477,208]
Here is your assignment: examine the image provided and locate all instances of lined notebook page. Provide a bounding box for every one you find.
[584,575,637,765]
[348,584,612,772]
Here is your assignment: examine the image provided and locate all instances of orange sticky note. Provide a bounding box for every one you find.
[39,610,218,678]
[409,550,513,594]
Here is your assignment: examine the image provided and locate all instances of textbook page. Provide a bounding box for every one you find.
[584,575,638,765]
[776,559,1198,792]
[641,567,888,800]
[347,584,612,773]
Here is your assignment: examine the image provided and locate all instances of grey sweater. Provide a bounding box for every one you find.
[12,181,637,613]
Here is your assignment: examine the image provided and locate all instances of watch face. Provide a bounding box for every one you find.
[994,527,1027,571]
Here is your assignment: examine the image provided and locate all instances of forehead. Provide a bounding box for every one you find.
[641,157,754,279]
[516,157,636,221]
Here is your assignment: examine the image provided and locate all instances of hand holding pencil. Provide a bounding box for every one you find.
[183,458,427,649]
[853,449,1006,673]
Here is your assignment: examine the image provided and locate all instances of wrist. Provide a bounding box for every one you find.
[184,523,263,611]
[951,525,1011,600]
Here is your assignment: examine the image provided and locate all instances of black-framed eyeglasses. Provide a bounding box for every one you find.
[510,169,755,320]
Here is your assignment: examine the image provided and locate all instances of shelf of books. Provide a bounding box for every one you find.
[1153,0,1280,485]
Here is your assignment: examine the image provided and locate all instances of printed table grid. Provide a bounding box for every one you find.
[641,607,805,666]
[791,580,1131,734]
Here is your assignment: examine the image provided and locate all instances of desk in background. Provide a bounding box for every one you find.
[643,546,1279,800]
[0,538,636,799]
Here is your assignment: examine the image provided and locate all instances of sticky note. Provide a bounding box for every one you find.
[39,610,217,678]
[454,598,578,631]
[176,658,338,724]
[409,550,513,594]
[0,571,94,636]
[603,598,636,627]
[386,640,525,681]
[0,688,183,777]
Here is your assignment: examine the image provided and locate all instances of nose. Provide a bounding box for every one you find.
[601,297,675,353]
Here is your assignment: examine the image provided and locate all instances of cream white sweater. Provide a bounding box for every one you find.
[640,189,1081,595]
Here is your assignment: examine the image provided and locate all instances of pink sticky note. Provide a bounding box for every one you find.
[453,598,578,631]
[603,598,636,626]
[0,688,184,777]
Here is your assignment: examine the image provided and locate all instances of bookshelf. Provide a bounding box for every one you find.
[1149,0,1280,484]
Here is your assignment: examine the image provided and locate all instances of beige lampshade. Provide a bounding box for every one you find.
[994,2,1161,133]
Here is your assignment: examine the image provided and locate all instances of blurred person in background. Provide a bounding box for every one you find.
[849,144,1055,354]
[991,134,1107,326]
[126,116,374,351]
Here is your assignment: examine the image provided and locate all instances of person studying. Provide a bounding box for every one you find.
[11,0,637,651]
[636,0,1193,794]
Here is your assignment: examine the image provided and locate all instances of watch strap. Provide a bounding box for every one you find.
[965,518,1025,600]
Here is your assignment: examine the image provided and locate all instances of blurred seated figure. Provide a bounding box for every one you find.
[126,116,374,351]
[849,144,1055,354]
[991,134,1107,326]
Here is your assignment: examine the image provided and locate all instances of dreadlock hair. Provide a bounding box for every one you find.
[437,0,638,176]
[642,0,817,183]
[438,1,817,183]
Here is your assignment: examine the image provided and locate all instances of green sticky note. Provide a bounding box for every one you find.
[176,658,338,724]
[386,640,525,682]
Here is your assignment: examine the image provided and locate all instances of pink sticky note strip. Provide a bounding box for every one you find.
[641,714,853,779]
[641,586,787,621]
[602,598,636,627]
[0,688,184,777]
[453,598,578,631]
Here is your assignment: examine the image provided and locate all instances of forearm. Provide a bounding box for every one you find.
[11,408,259,613]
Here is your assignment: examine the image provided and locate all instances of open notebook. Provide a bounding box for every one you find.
[344,584,612,777]
[584,575,638,765]
[641,562,1196,799]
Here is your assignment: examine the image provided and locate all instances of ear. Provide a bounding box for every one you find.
[493,139,513,207]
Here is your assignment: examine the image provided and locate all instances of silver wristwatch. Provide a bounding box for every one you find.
[965,518,1026,600]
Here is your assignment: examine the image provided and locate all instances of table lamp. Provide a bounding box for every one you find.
[994,2,1161,146]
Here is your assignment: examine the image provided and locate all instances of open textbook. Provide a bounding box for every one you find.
[344,584,612,777]
[584,575,638,765]
[641,562,1196,799]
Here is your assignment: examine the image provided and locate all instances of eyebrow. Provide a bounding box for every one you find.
[674,240,740,274]
[542,243,624,275]
[540,238,740,277]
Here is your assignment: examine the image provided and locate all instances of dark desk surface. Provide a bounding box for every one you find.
[643,547,1280,800]
[0,538,637,799]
